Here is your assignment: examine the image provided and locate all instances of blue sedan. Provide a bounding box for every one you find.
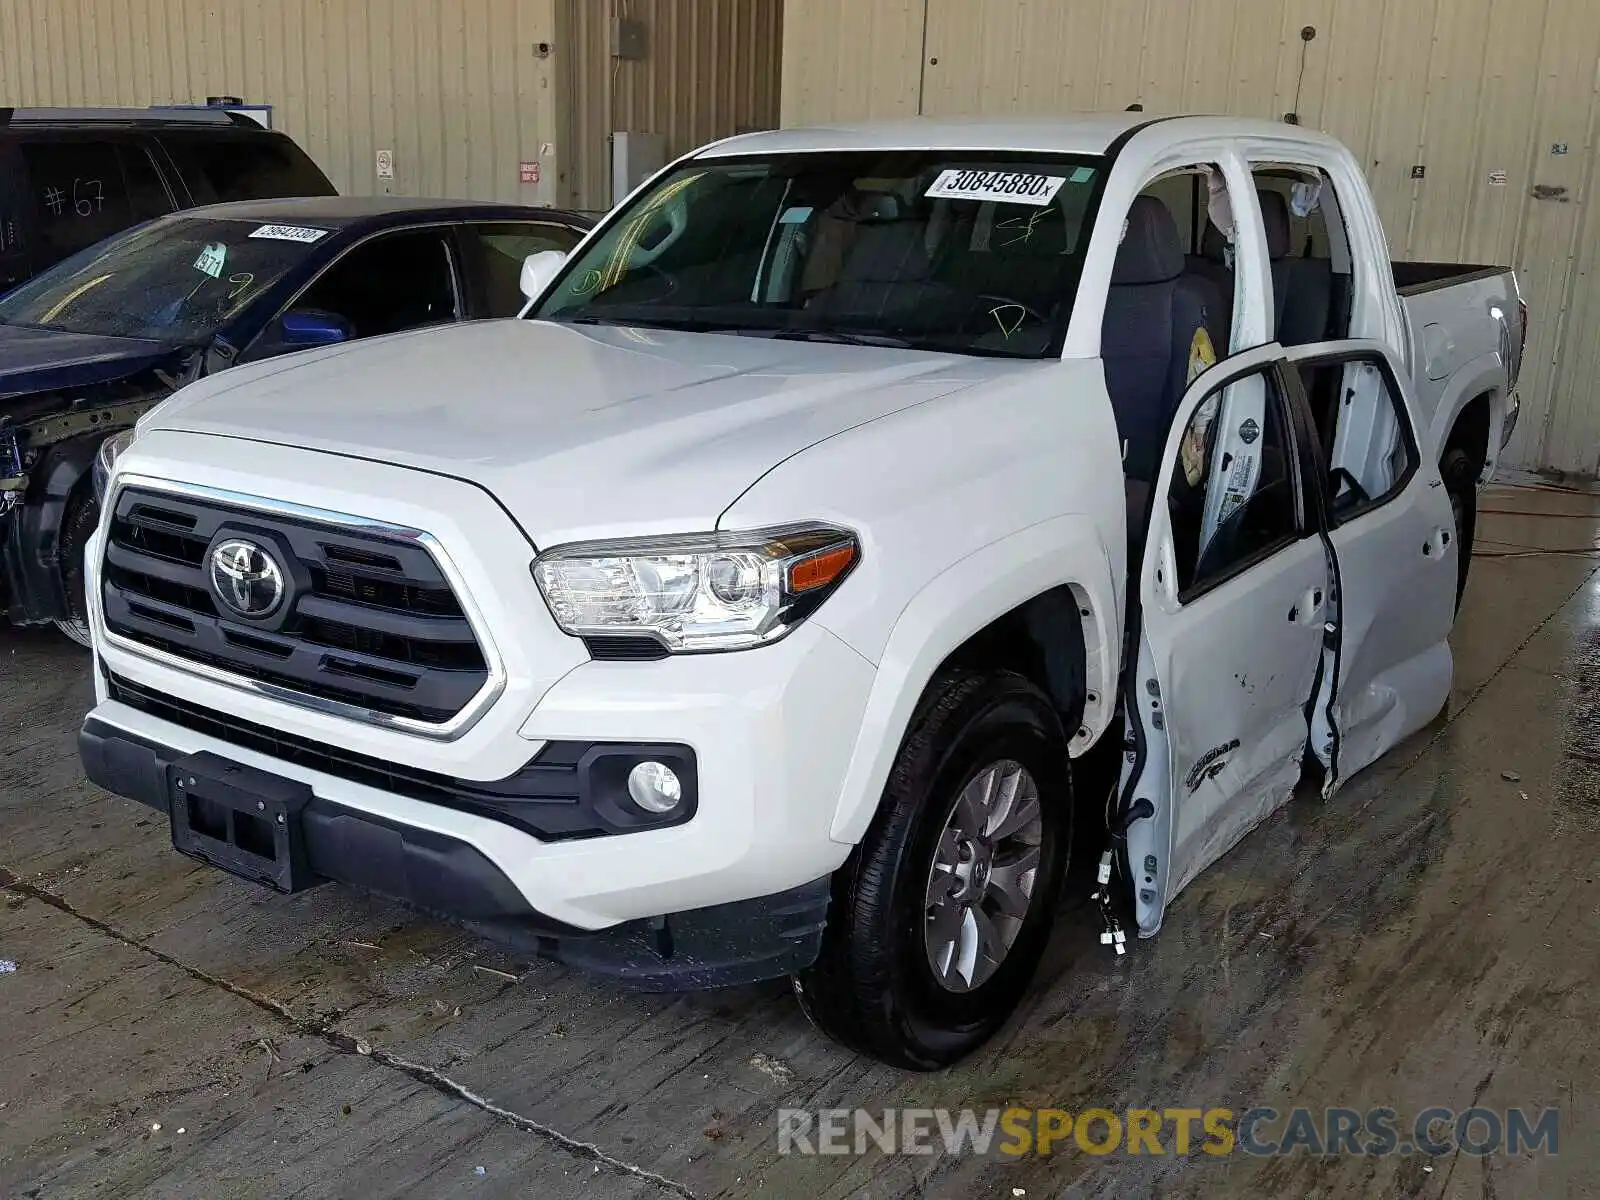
[0,196,594,645]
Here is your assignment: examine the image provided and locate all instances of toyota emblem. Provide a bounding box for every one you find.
[209,538,286,618]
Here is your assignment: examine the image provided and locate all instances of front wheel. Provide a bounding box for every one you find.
[794,670,1072,1070]
[1441,447,1477,611]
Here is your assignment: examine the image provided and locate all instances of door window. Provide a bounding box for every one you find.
[18,140,172,264]
[164,133,337,202]
[1297,353,1421,524]
[1166,366,1304,599]
[292,229,459,339]
[468,222,583,315]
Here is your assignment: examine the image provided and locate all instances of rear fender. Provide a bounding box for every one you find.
[1427,354,1503,479]
[825,514,1122,845]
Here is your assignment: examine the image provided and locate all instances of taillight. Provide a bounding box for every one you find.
[1512,297,1528,388]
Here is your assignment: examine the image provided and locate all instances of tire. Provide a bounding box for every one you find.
[794,669,1072,1070]
[1441,447,1477,611]
[53,487,100,651]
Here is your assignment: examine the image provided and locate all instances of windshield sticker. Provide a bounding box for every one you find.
[193,242,227,279]
[248,224,329,244]
[1069,166,1096,184]
[778,205,814,224]
[925,169,1066,206]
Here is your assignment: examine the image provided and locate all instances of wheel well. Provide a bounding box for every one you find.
[1445,392,1492,480]
[937,585,1088,740]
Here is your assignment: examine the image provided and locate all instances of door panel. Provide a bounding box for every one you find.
[1123,345,1329,936]
[1291,343,1455,788]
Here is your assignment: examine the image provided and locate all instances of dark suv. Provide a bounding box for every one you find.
[0,106,336,290]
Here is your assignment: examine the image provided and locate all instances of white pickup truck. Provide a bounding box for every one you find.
[81,115,1524,1069]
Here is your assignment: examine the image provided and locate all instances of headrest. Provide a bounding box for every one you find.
[1199,188,1293,261]
[1258,189,1292,259]
[840,220,932,283]
[1112,195,1184,285]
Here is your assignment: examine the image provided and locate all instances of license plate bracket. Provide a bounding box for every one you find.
[168,751,319,893]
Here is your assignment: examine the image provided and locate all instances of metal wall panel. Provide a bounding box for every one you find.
[781,0,1600,475]
[0,0,567,205]
[558,0,785,212]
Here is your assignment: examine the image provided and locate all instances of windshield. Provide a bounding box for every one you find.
[531,151,1105,358]
[0,216,328,344]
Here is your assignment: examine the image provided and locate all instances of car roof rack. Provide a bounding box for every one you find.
[0,106,261,129]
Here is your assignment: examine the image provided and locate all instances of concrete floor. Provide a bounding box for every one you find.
[1,482,1597,1200]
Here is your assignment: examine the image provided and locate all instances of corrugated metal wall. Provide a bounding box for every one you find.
[782,0,1600,477]
[558,0,785,212]
[0,0,565,204]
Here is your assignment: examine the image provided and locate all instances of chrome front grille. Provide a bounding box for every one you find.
[100,484,492,729]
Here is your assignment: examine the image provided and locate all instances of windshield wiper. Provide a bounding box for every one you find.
[767,328,915,349]
[563,314,741,333]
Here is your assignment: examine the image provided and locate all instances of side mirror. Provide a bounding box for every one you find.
[280,308,353,347]
[520,249,568,301]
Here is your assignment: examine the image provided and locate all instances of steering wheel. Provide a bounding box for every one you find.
[967,294,1050,339]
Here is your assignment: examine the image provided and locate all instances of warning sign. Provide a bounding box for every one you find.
[519,161,541,185]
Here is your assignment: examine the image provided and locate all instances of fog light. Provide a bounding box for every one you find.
[627,760,682,814]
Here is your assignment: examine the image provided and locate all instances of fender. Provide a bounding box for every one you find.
[2,433,101,625]
[824,513,1122,845]
[1426,352,1504,473]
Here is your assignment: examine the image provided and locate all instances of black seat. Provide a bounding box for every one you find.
[1188,221,1235,347]
[808,194,965,324]
[1191,189,1318,345]
[1102,195,1215,485]
[1255,190,1295,340]
[1280,201,1334,350]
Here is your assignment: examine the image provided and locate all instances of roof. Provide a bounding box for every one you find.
[694,113,1337,159]
[163,195,593,229]
[0,106,267,130]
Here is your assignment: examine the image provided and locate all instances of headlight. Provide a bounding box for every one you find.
[92,430,136,504]
[533,524,860,653]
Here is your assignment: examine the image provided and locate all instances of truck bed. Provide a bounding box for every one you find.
[1393,261,1512,297]
[1392,260,1521,471]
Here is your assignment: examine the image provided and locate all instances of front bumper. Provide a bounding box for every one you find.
[80,713,833,989]
[83,434,880,984]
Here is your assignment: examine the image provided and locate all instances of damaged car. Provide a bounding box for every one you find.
[1,196,591,644]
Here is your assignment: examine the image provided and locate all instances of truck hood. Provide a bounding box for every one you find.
[0,323,182,402]
[145,319,996,544]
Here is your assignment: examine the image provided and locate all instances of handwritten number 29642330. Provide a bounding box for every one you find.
[42,178,105,218]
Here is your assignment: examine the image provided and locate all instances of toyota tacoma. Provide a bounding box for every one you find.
[80,114,1524,1069]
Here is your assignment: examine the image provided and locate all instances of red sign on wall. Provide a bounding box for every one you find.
[519,161,541,184]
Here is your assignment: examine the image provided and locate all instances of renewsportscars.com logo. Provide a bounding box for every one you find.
[776,1106,1560,1158]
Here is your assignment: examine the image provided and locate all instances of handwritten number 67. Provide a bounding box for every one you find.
[73,178,105,217]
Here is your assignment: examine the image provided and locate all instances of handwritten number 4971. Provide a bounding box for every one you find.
[43,178,105,218]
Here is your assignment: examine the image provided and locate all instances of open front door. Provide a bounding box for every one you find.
[1289,342,1456,792]
[1120,345,1330,937]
